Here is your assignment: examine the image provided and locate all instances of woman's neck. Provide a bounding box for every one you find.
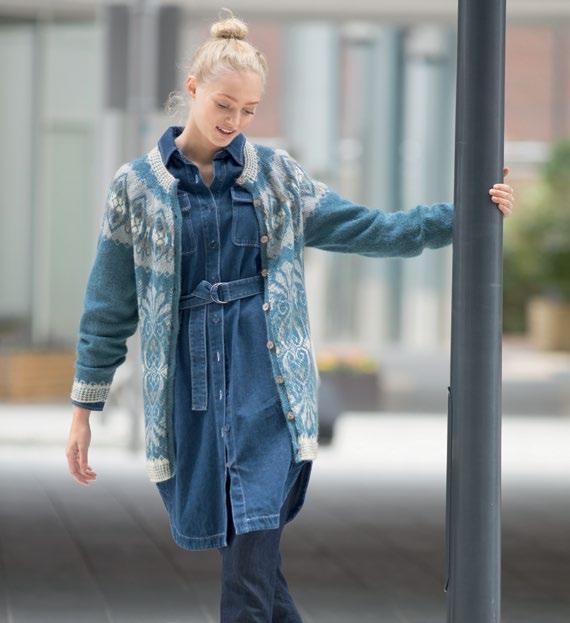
[174,122,219,166]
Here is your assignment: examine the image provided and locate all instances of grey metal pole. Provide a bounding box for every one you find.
[444,0,506,620]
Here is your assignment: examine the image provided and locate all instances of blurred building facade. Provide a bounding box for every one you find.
[0,1,568,381]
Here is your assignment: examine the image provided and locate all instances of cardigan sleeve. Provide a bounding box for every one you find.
[69,164,139,411]
[277,150,454,257]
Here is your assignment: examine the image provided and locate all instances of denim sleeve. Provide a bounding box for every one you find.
[71,399,105,412]
[277,150,454,257]
[70,164,139,410]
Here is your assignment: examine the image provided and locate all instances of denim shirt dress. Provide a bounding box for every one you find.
[149,125,313,551]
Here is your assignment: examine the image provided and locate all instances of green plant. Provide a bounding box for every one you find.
[503,140,570,331]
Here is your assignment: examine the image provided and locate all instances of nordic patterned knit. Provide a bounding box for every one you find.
[70,132,455,483]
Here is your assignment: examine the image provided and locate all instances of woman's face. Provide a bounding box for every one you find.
[187,69,262,147]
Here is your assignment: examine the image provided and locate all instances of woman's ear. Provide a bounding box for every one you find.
[186,74,197,99]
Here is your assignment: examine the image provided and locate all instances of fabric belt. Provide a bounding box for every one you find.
[178,275,265,411]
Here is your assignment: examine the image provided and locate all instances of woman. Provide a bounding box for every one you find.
[66,8,515,622]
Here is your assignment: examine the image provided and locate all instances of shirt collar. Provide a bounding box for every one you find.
[158,125,245,169]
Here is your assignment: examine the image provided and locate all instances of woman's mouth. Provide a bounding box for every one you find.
[216,126,235,137]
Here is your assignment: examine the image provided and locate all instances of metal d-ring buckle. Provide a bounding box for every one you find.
[210,282,228,304]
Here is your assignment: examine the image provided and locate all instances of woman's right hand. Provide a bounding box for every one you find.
[66,407,98,485]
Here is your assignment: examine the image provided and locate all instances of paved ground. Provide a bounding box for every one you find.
[0,338,568,622]
[0,413,568,622]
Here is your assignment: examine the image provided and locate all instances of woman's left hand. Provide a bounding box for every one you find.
[488,167,515,217]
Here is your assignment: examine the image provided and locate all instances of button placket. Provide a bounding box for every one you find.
[159,136,319,526]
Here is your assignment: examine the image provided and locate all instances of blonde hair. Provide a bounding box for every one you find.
[164,8,268,120]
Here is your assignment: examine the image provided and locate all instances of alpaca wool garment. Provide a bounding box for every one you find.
[71,126,455,483]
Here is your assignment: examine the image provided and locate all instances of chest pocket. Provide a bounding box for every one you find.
[178,192,197,255]
[231,185,260,247]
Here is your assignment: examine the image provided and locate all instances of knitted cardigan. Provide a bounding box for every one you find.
[70,137,455,483]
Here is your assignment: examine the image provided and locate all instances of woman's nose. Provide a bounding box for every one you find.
[227,112,240,126]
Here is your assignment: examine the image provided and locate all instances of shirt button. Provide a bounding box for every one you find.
[260,234,269,244]
[275,375,284,384]
[262,302,270,311]
[210,240,216,248]
[287,410,295,420]
[266,340,274,350]
[261,268,268,277]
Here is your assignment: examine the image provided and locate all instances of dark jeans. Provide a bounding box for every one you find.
[217,472,304,622]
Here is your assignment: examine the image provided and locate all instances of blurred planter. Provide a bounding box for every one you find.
[527,296,570,351]
[0,348,75,402]
[319,370,381,411]
[316,346,382,414]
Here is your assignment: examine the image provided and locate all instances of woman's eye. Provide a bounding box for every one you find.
[217,102,255,115]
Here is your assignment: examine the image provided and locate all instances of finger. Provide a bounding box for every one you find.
[80,466,97,480]
[498,196,513,207]
[503,166,510,176]
[71,468,90,485]
[492,184,513,192]
[491,196,513,208]
[489,192,513,208]
[492,200,510,215]
[67,452,90,485]
[494,199,513,212]
[67,446,90,484]
[490,189,511,199]
[78,445,91,475]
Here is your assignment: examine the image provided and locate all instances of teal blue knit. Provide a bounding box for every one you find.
[71,136,454,483]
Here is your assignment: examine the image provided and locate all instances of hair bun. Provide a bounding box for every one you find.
[211,9,248,41]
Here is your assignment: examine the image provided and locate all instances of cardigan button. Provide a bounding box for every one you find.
[275,375,284,384]
[253,197,262,207]
[260,234,269,244]
[261,268,268,277]
[286,410,295,420]
[262,302,270,311]
[266,340,274,350]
